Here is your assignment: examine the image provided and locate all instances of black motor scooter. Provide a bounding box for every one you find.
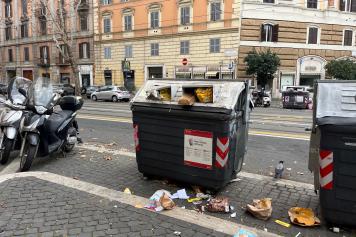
[19,77,83,171]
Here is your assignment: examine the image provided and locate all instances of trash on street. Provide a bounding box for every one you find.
[178,93,196,106]
[195,87,213,103]
[206,197,230,213]
[288,207,320,227]
[187,197,202,203]
[275,219,291,228]
[123,188,132,195]
[246,198,272,220]
[233,228,257,237]
[230,212,237,218]
[145,190,175,212]
[274,161,284,179]
[171,189,190,199]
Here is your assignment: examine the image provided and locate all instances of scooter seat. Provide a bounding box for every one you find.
[46,110,73,133]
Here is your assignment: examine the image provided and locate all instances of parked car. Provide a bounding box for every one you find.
[53,84,75,96]
[91,86,131,102]
[82,86,99,99]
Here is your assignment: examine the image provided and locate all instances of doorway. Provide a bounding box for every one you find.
[104,70,112,85]
[81,74,90,87]
[23,70,33,80]
[300,74,320,87]
[6,70,16,80]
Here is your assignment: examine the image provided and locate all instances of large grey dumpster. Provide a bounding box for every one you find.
[309,80,356,226]
[131,79,250,190]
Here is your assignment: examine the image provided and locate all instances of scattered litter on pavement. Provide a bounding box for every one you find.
[206,197,231,213]
[275,219,291,228]
[286,167,292,171]
[72,176,79,180]
[187,197,202,203]
[91,137,98,140]
[80,155,86,158]
[297,172,304,175]
[332,227,340,233]
[113,205,118,208]
[196,193,210,199]
[105,142,117,147]
[134,203,144,209]
[229,178,242,183]
[233,228,257,237]
[275,161,284,179]
[230,212,237,218]
[181,206,185,209]
[264,228,268,232]
[192,201,203,205]
[173,231,182,236]
[246,198,272,220]
[123,188,132,195]
[104,156,112,161]
[171,189,189,200]
[145,190,175,212]
[243,163,246,166]
[288,207,320,227]
[295,232,301,237]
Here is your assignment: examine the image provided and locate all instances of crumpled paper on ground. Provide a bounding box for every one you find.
[145,190,175,212]
[246,198,272,220]
[288,207,320,226]
[206,197,230,213]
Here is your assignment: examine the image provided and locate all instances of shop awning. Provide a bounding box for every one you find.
[206,71,218,77]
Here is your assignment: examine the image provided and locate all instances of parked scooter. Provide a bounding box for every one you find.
[251,89,271,107]
[19,77,83,171]
[0,77,32,164]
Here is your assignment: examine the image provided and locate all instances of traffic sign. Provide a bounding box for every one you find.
[182,58,188,66]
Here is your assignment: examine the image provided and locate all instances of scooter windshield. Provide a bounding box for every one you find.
[8,77,32,105]
[32,77,54,108]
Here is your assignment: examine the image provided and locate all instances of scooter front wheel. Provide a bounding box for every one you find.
[20,143,38,172]
[0,138,14,165]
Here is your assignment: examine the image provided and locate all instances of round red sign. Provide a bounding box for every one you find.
[182,58,188,66]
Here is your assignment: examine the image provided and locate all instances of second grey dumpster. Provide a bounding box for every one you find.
[131,79,250,190]
[309,80,356,226]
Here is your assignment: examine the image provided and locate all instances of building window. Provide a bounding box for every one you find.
[40,20,47,35]
[180,6,190,25]
[5,26,12,41]
[307,27,319,44]
[150,11,159,29]
[8,49,13,62]
[343,30,353,46]
[151,43,159,56]
[101,0,112,5]
[40,46,50,64]
[22,0,27,16]
[5,0,12,18]
[180,41,189,55]
[125,45,133,58]
[79,42,90,59]
[263,0,275,3]
[340,0,356,12]
[307,0,318,8]
[103,17,111,33]
[210,2,221,21]
[261,24,279,42]
[104,47,111,59]
[210,38,220,53]
[21,23,28,38]
[24,47,29,62]
[104,70,112,85]
[80,14,88,31]
[124,15,132,31]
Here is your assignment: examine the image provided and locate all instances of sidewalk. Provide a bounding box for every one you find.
[0,143,353,237]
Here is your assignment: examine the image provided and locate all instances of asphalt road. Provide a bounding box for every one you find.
[77,100,314,183]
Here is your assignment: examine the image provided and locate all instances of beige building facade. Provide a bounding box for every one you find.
[238,0,356,97]
[0,0,95,87]
[93,0,240,90]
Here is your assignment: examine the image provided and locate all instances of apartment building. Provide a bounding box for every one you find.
[238,0,356,97]
[0,0,95,87]
[93,0,240,90]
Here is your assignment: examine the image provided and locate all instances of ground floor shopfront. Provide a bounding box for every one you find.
[237,46,355,98]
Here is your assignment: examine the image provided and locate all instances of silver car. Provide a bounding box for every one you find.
[91,86,131,102]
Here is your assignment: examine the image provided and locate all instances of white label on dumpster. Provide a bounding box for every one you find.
[184,129,213,170]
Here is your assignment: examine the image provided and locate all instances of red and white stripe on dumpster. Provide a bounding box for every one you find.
[319,150,333,190]
[215,137,230,168]
[133,124,140,152]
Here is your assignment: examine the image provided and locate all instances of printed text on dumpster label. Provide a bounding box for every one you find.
[184,129,213,169]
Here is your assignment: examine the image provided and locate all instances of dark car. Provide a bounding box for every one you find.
[81,86,99,98]
[53,84,75,96]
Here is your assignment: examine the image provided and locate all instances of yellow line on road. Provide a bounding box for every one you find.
[77,114,310,141]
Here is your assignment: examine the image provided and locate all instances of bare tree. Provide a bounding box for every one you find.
[35,0,83,95]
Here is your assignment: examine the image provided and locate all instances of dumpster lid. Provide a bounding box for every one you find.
[131,79,246,110]
[316,81,356,119]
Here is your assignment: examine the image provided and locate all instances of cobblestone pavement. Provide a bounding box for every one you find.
[29,145,356,237]
[0,177,228,237]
